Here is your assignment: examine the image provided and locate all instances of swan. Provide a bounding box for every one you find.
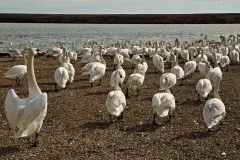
[89,46,107,87]
[229,43,240,64]
[203,74,226,131]
[180,44,189,62]
[45,42,63,58]
[68,43,78,61]
[110,54,126,88]
[183,49,196,78]
[114,48,124,70]
[134,48,148,75]
[173,50,184,85]
[4,46,48,147]
[197,48,212,76]
[159,53,177,91]
[196,61,212,101]
[4,48,28,86]
[106,69,126,122]
[63,50,75,83]
[7,42,22,60]
[208,51,223,89]
[152,42,165,73]
[152,77,176,124]
[220,39,230,71]
[126,57,145,97]
[54,47,69,90]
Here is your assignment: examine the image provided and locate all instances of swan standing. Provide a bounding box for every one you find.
[134,48,148,75]
[196,61,212,101]
[110,53,126,88]
[203,75,226,131]
[54,47,69,90]
[126,58,145,97]
[4,48,28,86]
[106,69,126,122]
[183,49,197,79]
[7,42,22,61]
[173,50,184,85]
[5,46,48,147]
[152,77,176,124]
[89,46,107,87]
[159,53,177,91]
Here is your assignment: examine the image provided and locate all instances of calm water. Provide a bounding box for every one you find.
[0,23,239,52]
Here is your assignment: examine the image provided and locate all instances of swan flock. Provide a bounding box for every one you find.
[3,34,239,147]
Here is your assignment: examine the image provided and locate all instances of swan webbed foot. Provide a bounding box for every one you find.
[207,128,213,132]
[153,113,158,125]
[55,83,57,91]
[125,88,129,97]
[168,115,172,122]
[31,141,39,147]
[27,138,33,144]
[98,79,102,86]
[109,114,116,123]
[220,121,225,125]
[118,112,123,120]
[91,82,93,87]
[31,133,39,147]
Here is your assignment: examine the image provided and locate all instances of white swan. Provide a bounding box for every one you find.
[126,57,145,97]
[152,77,176,124]
[197,48,213,76]
[203,74,226,131]
[184,49,196,78]
[229,43,240,63]
[62,50,75,83]
[196,61,212,101]
[4,48,28,86]
[159,53,177,91]
[89,47,107,86]
[220,39,230,71]
[7,42,22,60]
[134,48,148,75]
[4,46,48,147]
[208,52,223,88]
[54,47,69,90]
[114,48,124,69]
[106,69,126,122]
[68,43,78,61]
[110,54,126,88]
[173,50,184,85]
[152,43,165,73]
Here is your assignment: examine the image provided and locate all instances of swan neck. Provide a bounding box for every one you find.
[113,70,120,91]
[61,50,66,66]
[100,51,106,65]
[170,55,176,73]
[204,63,209,79]
[27,54,42,97]
[214,76,221,99]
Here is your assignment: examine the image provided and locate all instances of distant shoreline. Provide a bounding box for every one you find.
[0,13,240,24]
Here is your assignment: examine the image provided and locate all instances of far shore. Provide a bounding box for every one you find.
[0,13,240,24]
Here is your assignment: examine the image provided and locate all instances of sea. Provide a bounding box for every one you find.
[0,23,239,52]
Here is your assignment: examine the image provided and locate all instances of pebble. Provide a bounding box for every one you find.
[221,152,226,156]
[139,121,143,125]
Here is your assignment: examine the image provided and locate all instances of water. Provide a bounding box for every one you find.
[0,23,239,52]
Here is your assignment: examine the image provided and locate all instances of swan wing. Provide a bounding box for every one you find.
[5,89,26,134]
[13,93,48,138]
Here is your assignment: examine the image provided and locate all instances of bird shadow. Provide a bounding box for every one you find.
[180,99,203,106]
[42,89,58,93]
[171,130,216,141]
[80,122,111,130]
[38,82,56,86]
[119,123,162,133]
[0,84,12,88]
[0,145,21,156]
[85,90,109,96]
